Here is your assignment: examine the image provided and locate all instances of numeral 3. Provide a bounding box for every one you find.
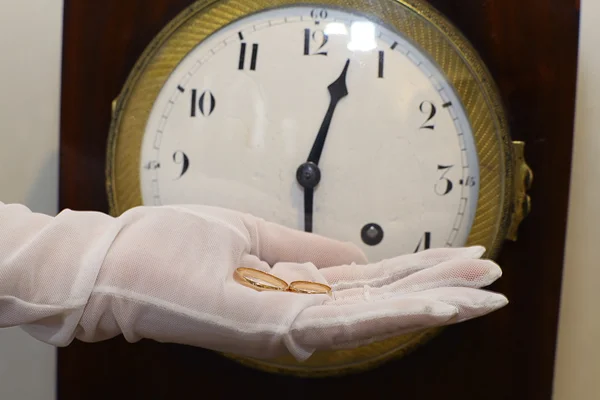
[435,165,454,196]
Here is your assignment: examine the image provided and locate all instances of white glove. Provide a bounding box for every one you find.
[0,202,507,361]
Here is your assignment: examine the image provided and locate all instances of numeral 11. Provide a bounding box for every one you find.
[239,43,259,71]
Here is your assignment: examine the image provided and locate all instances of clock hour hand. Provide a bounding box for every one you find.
[303,188,315,233]
[296,59,351,232]
[296,163,320,232]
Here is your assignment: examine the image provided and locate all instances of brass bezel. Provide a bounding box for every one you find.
[106,0,519,376]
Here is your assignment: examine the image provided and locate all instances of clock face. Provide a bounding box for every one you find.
[139,5,480,262]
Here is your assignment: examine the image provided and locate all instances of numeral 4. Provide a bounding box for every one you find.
[414,232,432,253]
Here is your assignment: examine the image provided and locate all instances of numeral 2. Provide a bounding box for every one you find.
[414,232,432,253]
[239,42,259,71]
[420,101,437,130]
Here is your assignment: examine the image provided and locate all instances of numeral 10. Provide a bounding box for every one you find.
[190,89,216,117]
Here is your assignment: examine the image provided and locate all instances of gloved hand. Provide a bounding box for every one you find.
[0,202,507,362]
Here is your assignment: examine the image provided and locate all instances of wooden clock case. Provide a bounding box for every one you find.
[58,1,579,398]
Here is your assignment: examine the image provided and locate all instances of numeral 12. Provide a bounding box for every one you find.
[304,29,328,56]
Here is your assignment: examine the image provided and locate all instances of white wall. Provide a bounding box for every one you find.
[553,1,600,398]
[0,1,63,399]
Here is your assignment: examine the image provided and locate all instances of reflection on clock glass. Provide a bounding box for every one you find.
[139,6,480,262]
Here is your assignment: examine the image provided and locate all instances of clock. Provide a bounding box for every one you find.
[106,0,532,376]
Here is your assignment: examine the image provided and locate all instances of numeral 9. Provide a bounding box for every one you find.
[173,151,189,180]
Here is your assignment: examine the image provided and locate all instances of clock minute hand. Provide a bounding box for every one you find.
[307,58,351,164]
[296,59,351,233]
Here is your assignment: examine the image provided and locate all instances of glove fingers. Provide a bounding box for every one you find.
[321,246,486,291]
[332,258,501,302]
[412,286,509,324]
[245,216,368,268]
[288,286,507,354]
[287,297,458,354]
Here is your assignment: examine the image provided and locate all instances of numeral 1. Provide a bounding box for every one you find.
[378,51,384,78]
[239,43,259,71]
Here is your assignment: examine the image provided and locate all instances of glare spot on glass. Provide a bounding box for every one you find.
[324,22,348,35]
[347,21,377,52]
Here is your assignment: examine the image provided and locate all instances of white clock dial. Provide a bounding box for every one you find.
[139,6,480,262]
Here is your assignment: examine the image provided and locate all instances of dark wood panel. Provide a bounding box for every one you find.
[58,1,580,399]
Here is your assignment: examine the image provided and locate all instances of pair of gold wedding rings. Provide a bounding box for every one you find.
[234,267,332,295]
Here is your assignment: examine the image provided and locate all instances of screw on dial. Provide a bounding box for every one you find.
[361,223,384,246]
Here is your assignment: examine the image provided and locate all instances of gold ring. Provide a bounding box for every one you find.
[288,281,332,296]
[233,268,289,292]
